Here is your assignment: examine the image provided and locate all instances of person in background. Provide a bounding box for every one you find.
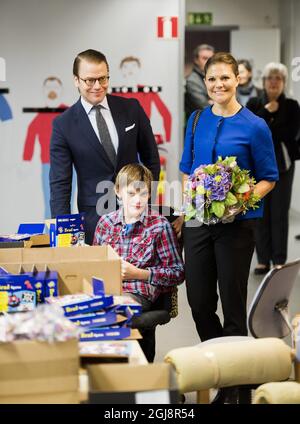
[180,52,278,403]
[185,44,215,120]
[237,59,262,107]
[247,62,300,274]
[93,163,184,362]
[50,49,160,245]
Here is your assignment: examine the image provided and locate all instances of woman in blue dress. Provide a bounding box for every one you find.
[180,52,278,342]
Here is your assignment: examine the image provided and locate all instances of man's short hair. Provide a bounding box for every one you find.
[73,49,109,76]
[115,163,153,194]
[193,44,215,60]
[119,56,141,69]
[43,76,62,86]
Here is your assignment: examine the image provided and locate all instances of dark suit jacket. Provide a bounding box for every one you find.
[50,95,160,217]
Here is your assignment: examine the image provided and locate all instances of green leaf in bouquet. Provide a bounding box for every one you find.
[225,191,238,206]
[236,182,250,193]
[222,156,237,167]
[211,201,225,218]
[205,164,216,175]
[185,208,197,221]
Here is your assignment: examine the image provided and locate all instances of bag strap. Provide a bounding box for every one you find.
[192,109,202,135]
[192,109,202,160]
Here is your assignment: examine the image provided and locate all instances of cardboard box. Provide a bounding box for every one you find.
[0,234,50,249]
[0,339,79,404]
[0,223,50,248]
[87,363,179,404]
[0,245,122,295]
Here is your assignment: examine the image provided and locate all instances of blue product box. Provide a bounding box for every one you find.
[0,274,36,313]
[34,273,45,304]
[0,267,8,275]
[45,293,114,317]
[79,326,131,342]
[111,295,142,316]
[44,270,58,298]
[20,270,45,304]
[49,213,85,247]
[19,268,58,304]
[69,310,122,328]
[92,277,105,296]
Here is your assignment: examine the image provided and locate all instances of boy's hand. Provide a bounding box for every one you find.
[172,216,184,238]
[121,260,150,281]
[121,260,138,280]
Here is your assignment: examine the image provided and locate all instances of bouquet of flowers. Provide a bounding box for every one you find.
[183,156,261,225]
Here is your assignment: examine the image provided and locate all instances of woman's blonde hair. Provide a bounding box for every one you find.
[115,163,153,193]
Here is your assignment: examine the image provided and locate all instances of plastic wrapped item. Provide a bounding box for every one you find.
[0,303,80,343]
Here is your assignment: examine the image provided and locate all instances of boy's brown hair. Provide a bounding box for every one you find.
[115,163,153,194]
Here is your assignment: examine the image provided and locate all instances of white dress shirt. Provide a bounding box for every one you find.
[81,96,119,154]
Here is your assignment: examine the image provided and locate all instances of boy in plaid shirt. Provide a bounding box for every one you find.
[93,163,184,361]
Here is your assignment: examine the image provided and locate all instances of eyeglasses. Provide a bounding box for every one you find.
[265,75,284,82]
[79,75,110,87]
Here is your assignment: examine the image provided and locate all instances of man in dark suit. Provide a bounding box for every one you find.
[50,49,160,244]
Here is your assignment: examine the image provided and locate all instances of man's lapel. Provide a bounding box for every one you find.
[73,99,115,168]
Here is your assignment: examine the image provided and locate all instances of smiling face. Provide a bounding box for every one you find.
[205,62,240,106]
[74,59,109,105]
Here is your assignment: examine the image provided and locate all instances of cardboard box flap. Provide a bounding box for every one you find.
[0,248,23,263]
[0,339,78,364]
[0,391,78,404]
[88,363,174,392]
[0,339,79,399]
[0,246,122,295]
[0,246,114,264]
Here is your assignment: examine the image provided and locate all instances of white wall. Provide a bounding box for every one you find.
[186,0,279,28]
[0,0,182,232]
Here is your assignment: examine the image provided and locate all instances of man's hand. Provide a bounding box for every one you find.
[172,215,184,238]
[121,260,150,281]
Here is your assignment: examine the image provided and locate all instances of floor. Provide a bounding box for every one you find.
[155,209,300,403]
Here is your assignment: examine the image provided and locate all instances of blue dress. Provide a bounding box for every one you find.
[180,106,279,219]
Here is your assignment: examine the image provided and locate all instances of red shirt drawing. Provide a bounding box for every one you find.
[113,87,171,142]
[23,104,67,164]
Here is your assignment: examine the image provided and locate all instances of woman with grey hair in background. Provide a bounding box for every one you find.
[247,62,300,274]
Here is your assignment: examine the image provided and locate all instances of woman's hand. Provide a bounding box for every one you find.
[121,260,150,281]
[265,100,279,113]
[172,216,184,238]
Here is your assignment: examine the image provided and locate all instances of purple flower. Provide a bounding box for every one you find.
[204,171,231,201]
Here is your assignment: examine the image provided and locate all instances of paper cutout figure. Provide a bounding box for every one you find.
[22,76,71,219]
[111,56,172,203]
